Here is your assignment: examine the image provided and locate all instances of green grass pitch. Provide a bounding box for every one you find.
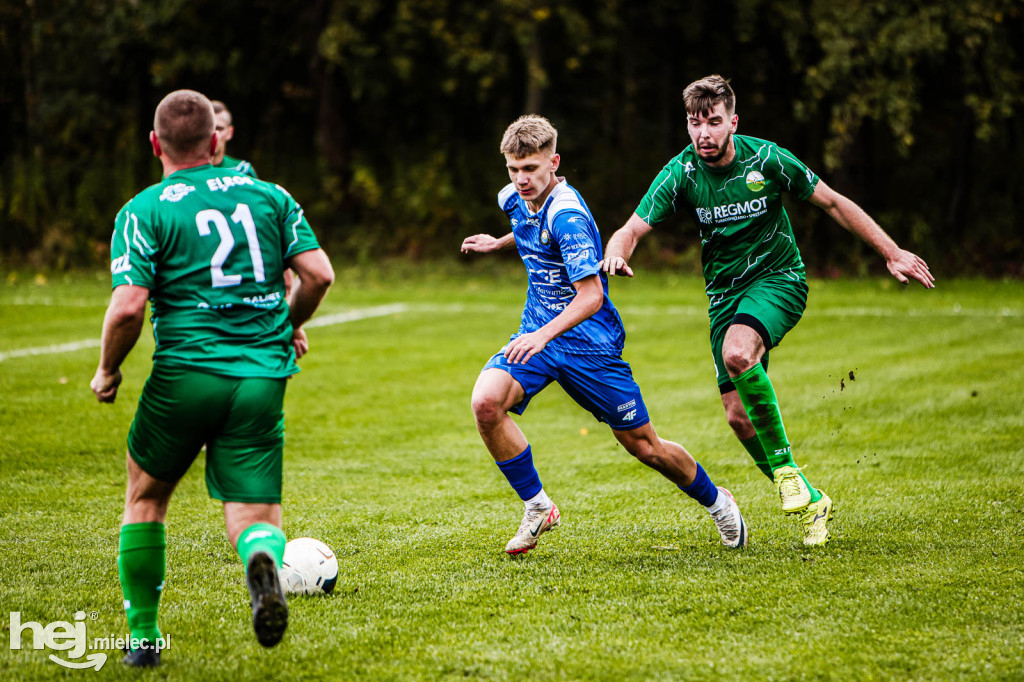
[1,266,1022,680]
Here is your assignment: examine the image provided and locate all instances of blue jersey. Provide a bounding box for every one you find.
[498,179,625,355]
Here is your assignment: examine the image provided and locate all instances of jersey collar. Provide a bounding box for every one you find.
[524,177,568,216]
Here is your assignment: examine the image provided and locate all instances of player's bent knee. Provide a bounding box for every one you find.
[471,394,506,428]
[726,412,748,433]
[723,348,757,376]
[724,412,755,440]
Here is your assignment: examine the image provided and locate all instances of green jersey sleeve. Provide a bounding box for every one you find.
[110,200,159,290]
[769,144,818,201]
[274,184,319,260]
[634,152,690,226]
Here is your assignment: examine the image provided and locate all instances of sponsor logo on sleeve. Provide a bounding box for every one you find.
[111,255,131,275]
[564,248,592,265]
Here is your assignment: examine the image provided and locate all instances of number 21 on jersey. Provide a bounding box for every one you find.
[195,203,265,288]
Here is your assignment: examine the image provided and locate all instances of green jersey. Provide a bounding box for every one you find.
[109,164,319,378]
[216,154,258,178]
[636,134,818,299]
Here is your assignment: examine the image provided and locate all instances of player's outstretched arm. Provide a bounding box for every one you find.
[808,181,935,289]
[600,213,653,278]
[286,248,335,358]
[91,284,149,403]
[461,232,514,254]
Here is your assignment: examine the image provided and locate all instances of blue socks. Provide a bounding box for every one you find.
[499,445,719,510]
[678,463,718,507]
[495,446,543,501]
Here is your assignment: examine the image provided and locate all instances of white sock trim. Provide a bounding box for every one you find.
[706,488,727,514]
[525,489,553,509]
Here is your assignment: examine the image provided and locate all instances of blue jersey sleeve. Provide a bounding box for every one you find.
[550,210,601,283]
[498,184,518,216]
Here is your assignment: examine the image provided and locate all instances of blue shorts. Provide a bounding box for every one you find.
[482,346,650,431]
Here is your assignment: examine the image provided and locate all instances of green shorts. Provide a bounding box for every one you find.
[127,363,287,503]
[708,276,808,393]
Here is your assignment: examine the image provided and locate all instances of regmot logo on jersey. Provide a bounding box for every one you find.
[695,197,769,225]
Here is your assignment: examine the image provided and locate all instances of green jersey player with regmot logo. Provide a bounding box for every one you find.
[90,90,334,667]
[602,75,934,546]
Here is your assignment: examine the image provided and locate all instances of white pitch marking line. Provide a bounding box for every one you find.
[3,301,1020,363]
[304,303,411,329]
[0,339,103,362]
[0,303,416,362]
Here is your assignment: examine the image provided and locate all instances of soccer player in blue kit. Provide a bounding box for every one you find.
[461,115,748,554]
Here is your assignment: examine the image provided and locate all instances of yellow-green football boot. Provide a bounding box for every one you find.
[773,465,811,513]
[799,492,834,546]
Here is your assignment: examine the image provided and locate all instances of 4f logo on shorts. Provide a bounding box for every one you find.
[621,410,637,422]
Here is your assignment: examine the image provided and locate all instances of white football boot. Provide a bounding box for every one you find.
[505,503,561,554]
[709,487,748,548]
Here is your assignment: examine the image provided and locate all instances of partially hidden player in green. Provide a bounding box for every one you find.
[601,75,934,546]
[212,100,299,295]
[212,100,258,178]
[90,90,334,666]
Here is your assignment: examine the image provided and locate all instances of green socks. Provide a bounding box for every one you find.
[740,436,774,480]
[236,523,287,569]
[118,522,166,647]
[118,521,285,649]
[733,365,821,502]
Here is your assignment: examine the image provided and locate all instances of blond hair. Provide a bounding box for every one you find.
[500,115,557,159]
[683,75,736,117]
[154,90,215,160]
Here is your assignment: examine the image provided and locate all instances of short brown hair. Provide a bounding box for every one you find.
[154,90,215,160]
[683,75,736,117]
[500,115,557,159]
[211,100,232,125]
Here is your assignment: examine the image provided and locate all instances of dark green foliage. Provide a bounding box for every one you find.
[1,0,1022,273]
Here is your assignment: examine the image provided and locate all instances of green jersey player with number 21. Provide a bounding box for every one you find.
[91,90,333,667]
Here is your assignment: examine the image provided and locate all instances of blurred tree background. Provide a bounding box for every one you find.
[1,0,1021,274]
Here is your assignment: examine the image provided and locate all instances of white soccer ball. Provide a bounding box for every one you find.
[278,537,339,595]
